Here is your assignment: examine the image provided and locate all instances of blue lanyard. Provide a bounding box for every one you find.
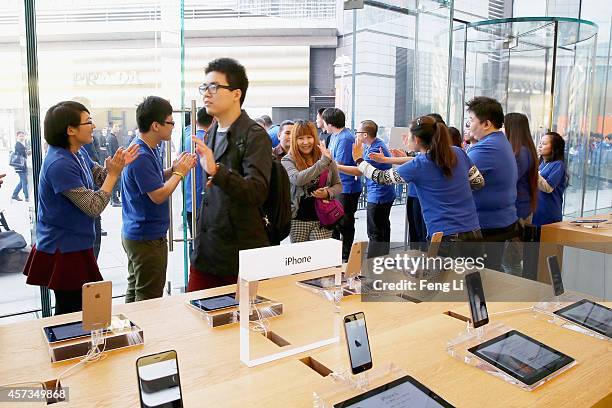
[73,150,94,189]
[139,138,164,180]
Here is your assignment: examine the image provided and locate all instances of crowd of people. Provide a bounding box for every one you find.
[18,57,573,315]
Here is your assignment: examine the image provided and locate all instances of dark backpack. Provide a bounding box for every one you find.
[234,129,291,245]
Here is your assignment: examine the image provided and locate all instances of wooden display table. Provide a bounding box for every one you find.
[538,213,612,283]
[0,268,610,407]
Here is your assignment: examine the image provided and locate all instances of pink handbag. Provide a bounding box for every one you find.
[314,169,344,227]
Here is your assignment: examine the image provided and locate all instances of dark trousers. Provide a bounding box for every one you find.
[406,196,427,249]
[332,192,361,261]
[54,289,82,315]
[366,202,392,258]
[481,222,520,271]
[12,171,29,200]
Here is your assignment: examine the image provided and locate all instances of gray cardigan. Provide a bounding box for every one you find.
[281,153,343,219]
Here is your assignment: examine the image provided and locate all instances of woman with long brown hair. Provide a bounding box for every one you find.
[504,113,538,223]
[281,120,342,243]
[353,115,484,241]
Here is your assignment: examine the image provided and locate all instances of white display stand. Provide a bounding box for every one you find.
[446,321,577,391]
[533,294,611,341]
[42,314,144,363]
[239,239,343,367]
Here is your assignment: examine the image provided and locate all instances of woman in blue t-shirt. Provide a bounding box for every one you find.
[353,115,485,241]
[23,101,138,315]
[504,113,538,223]
[533,131,568,226]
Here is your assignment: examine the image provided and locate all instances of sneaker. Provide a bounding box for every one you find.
[100,229,108,237]
[11,196,22,202]
[111,201,122,207]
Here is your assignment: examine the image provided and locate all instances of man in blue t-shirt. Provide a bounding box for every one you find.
[121,96,196,303]
[256,115,280,148]
[466,96,518,270]
[323,108,362,262]
[336,120,395,258]
[182,107,214,237]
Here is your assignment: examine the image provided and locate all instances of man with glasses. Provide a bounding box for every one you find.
[121,96,196,303]
[188,58,273,291]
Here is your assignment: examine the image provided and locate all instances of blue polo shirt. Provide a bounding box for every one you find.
[268,124,280,148]
[329,128,361,194]
[533,160,567,226]
[364,138,396,204]
[515,146,534,219]
[467,131,518,228]
[36,146,96,253]
[182,126,205,212]
[121,138,169,240]
[397,147,480,236]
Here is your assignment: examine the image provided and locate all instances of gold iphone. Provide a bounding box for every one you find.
[82,280,112,331]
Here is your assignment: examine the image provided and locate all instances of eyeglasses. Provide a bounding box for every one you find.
[198,83,236,95]
[79,120,94,126]
[164,121,175,126]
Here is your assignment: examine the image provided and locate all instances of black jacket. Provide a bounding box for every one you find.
[191,110,272,277]
[107,133,120,157]
[14,141,27,173]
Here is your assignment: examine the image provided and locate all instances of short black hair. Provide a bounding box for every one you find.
[360,120,378,139]
[259,115,273,127]
[44,101,90,148]
[205,58,249,106]
[322,107,345,129]
[136,96,173,133]
[279,119,295,130]
[427,113,446,126]
[317,107,327,116]
[466,96,504,129]
[196,107,213,127]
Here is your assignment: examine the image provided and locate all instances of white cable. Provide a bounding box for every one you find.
[54,329,107,390]
[249,302,270,338]
[488,306,534,317]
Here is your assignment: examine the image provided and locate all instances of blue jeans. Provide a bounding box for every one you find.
[12,171,29,200]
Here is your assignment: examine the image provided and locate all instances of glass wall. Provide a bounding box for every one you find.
[0,0,42,320]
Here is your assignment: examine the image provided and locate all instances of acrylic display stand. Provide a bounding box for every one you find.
[43,314,144,363]
[312,363,406,408]
[533,294,610,341]
[186,294,283,328]
[446,321,577,391]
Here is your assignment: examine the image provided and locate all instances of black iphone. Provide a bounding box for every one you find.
[465,272,489,328]
[546,255,565,296]
[343,312,373,374]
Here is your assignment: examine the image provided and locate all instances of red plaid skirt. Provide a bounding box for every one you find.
[23,246,103,291]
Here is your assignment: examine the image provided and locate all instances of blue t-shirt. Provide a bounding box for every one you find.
[182,127,205,212]
[364,138,396,204]
[515,146,534,219]
[397,147,480,236]
[36,146,96,253]
[467,131,518,228]
[329,128,361,194]
[268,124,280,148]
[533,160,567,226]
[121,138,169,240]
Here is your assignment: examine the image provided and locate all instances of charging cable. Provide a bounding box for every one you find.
[53,329,108,391]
